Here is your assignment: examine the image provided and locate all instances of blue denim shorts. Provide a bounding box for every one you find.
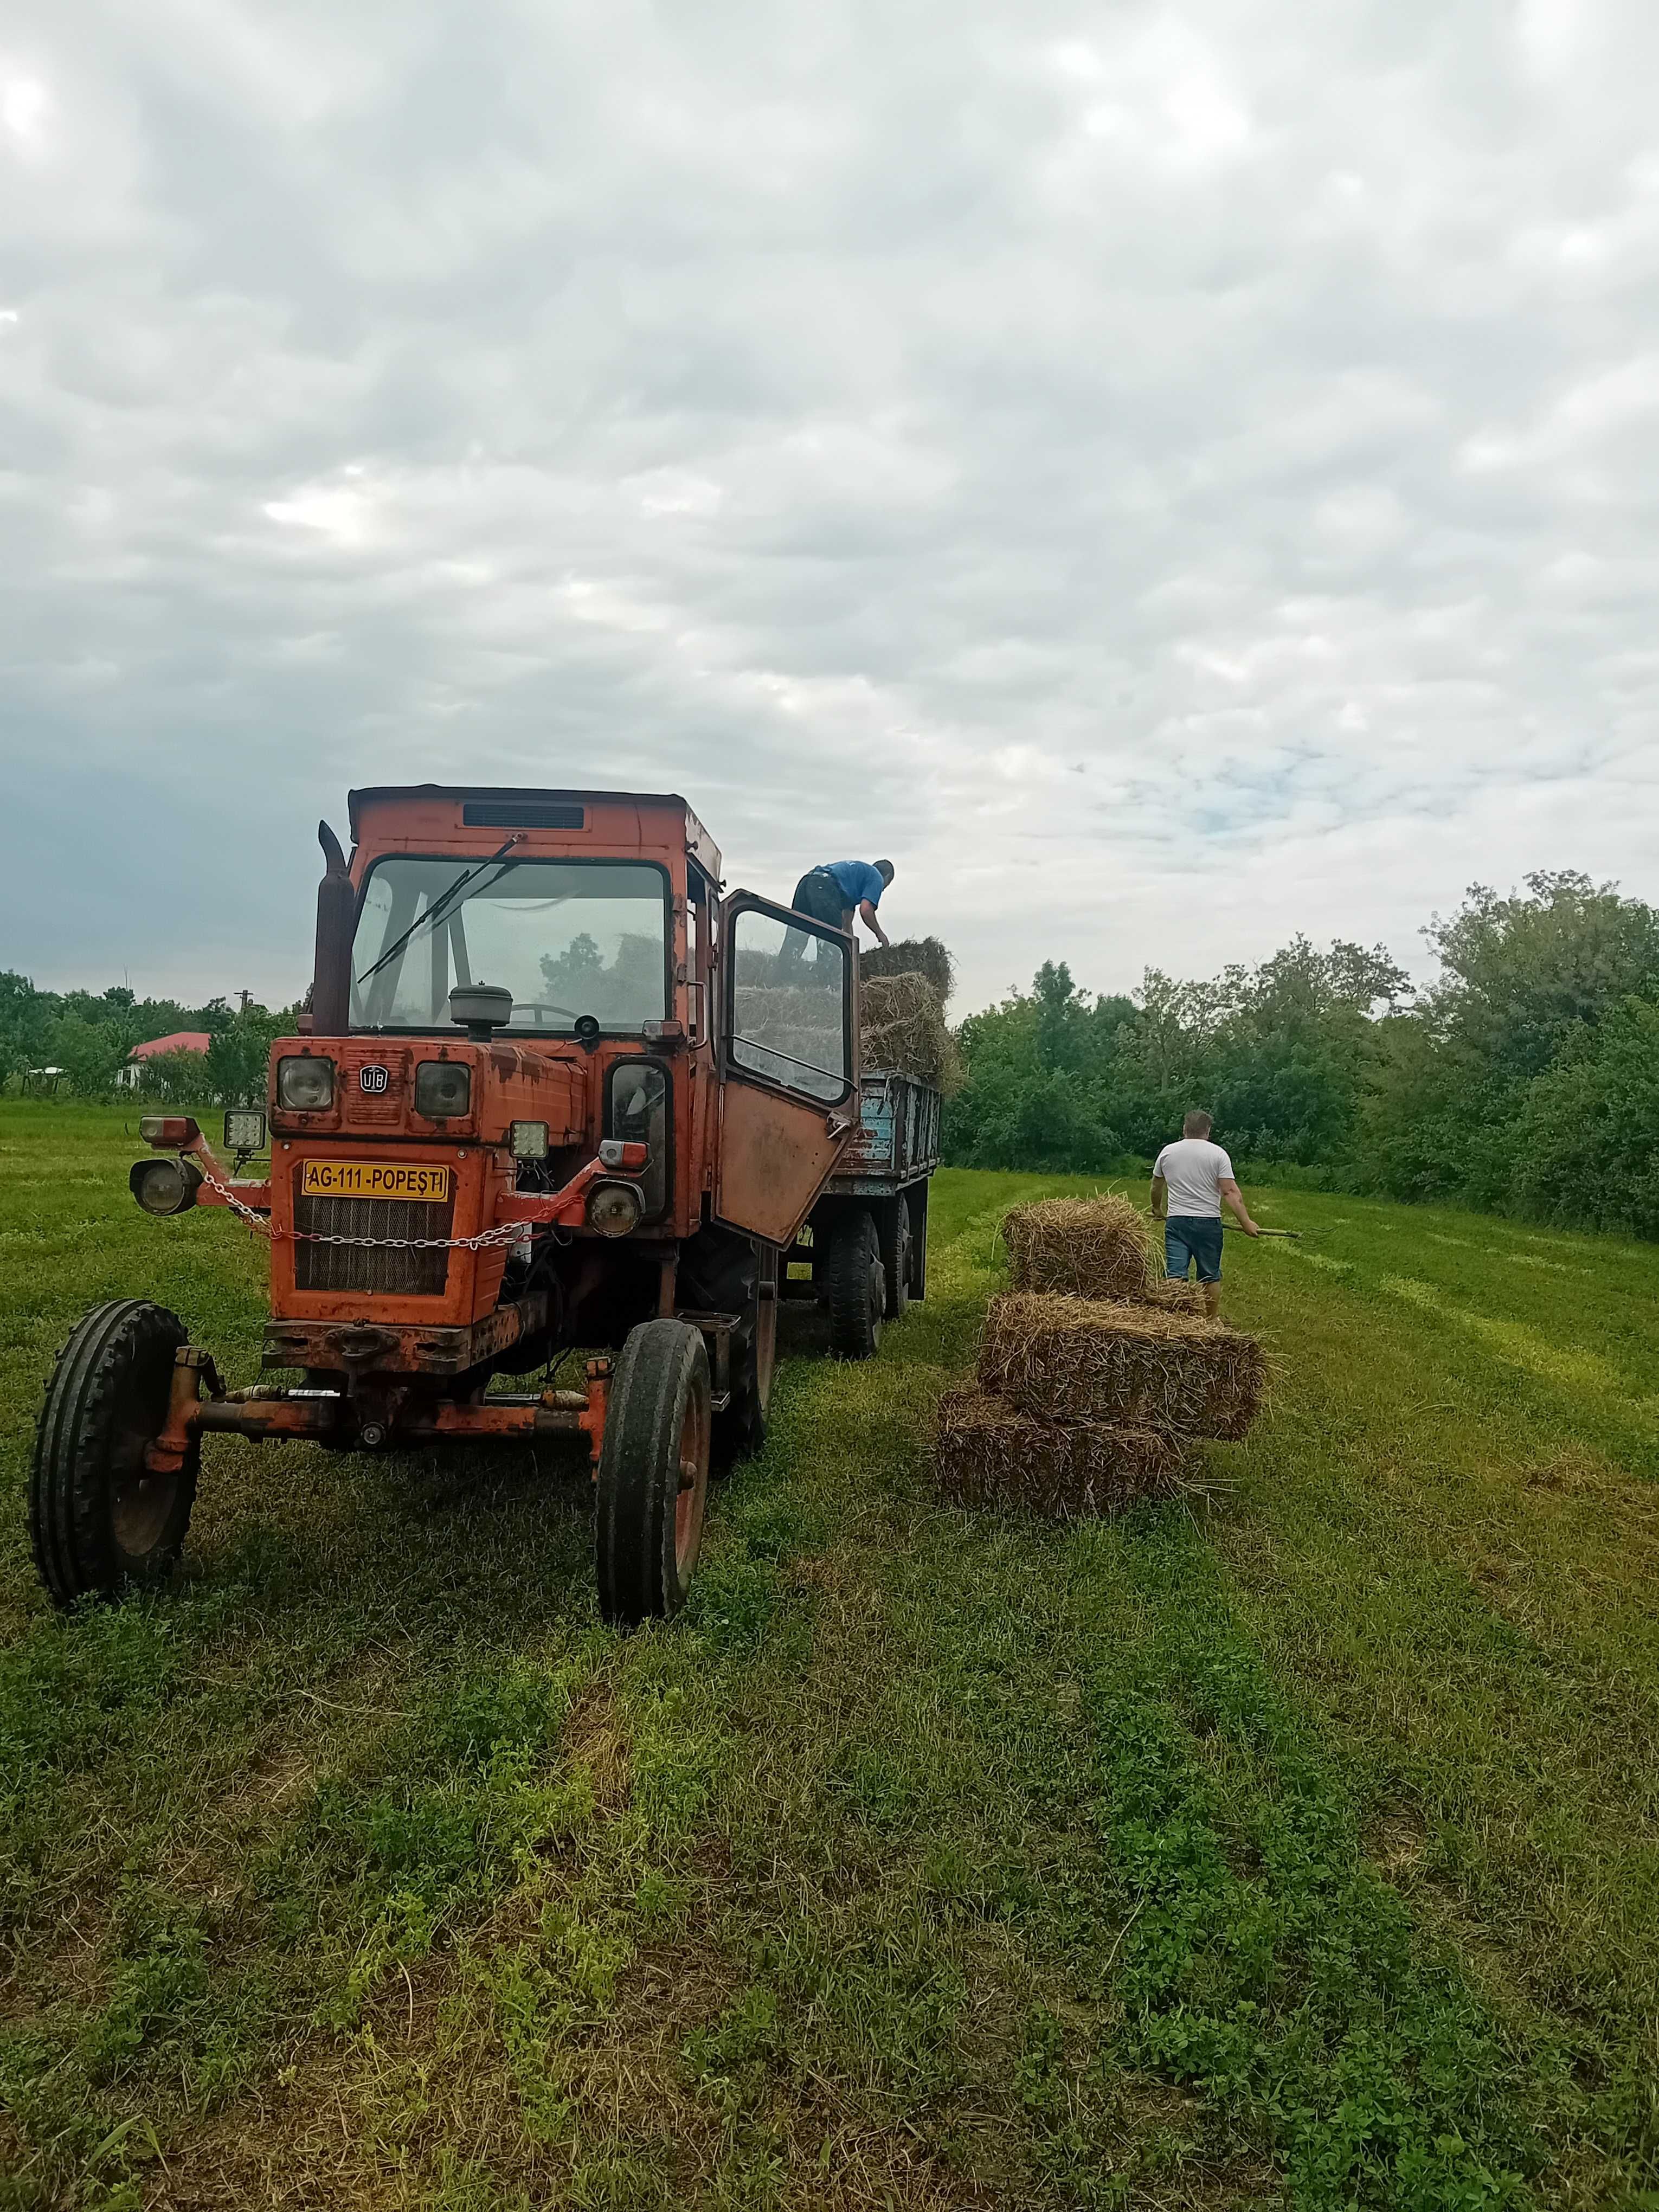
[1165,1216,1223,1284]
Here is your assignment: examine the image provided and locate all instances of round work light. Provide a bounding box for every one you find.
[586,1181,644,1238]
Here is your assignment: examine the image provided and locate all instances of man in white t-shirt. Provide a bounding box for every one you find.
[1150,1109,1260,1317]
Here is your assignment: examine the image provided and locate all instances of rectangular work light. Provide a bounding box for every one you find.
[223,1110,267,1153]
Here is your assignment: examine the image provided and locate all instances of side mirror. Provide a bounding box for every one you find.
[450,983,514,1043]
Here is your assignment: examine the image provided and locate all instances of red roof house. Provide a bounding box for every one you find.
[129,1032,212,1062]
[118,1032,213,1089]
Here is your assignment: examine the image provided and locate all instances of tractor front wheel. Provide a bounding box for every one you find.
[824,1210,884,1360]
[595,1319,712,1628]
[30,1300,199,1609]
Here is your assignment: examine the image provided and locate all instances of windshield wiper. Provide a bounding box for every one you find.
[356,839,520,989]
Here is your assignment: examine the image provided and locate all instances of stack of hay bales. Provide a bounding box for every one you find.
[734,930,966,1095]
[1003,1194,1166,1301]
[860,973,964,1095]
[861,935,956,1002]
[858,940,964,1096]
[934,1195,1266,1517]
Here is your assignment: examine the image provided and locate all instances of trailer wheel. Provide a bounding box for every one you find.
[595,1319,711,1627]
[906,1183,929,1303]
[824,1211,884,1360]
[878,1198,912,1322]
[30,1300,198,1609]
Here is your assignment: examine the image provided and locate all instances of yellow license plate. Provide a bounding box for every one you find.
[299,1160,452,1201]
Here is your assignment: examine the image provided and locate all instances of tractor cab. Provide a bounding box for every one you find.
[34,786,866,1626]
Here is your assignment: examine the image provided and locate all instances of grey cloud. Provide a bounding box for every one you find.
[2,0,1657,1013]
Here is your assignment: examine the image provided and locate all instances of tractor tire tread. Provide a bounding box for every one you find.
[595,1319,708,1627]
[30,1300,196,1609]
[824,1212,883,1361]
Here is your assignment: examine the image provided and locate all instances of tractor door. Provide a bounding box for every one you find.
[715,892,858,1246]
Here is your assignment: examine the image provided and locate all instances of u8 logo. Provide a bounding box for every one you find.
[359,1065,390,1095]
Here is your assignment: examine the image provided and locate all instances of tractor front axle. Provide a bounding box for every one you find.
[143,1347,612,1471]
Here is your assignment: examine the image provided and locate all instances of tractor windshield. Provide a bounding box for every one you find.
[350,857,670,1035]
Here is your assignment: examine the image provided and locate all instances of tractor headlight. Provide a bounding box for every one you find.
[223,1109,267,1153]
[586,1181,643,1238]
[130,1157,203,1217]
[510,1120,549,1160]
[278,1056,335,1111]
[415,1060,472,1119]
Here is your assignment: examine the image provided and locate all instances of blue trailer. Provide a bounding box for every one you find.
[786,1069,942,1357]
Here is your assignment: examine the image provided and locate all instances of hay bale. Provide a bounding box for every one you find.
[978,1293,1266,1442]
[861,936,956,1004]
[860,972,964,1096]
[1002,1197,1156,1302]
[933,1387,1191,1516]
[1131,1277,1210,1318]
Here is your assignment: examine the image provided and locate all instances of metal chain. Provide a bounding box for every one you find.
[198,1168,531,1252]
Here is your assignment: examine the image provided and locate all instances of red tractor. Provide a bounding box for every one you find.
[30,786,888,1624]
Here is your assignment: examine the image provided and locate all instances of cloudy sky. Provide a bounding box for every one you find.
[3,0,1657,1015]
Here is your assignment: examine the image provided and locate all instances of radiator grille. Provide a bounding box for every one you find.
[293,1194,453,1296]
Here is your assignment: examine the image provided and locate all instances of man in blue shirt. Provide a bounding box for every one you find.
[789,859,895,949]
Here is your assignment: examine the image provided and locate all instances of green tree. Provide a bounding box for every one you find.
[46,1014,128,1097]
[204,1005,288,1105]
[135,1048,214,1104]
[1422,870,1659,1085]
[0,972,53,1086]
[1106,937,1408,1165]
[539,935,605,1005]
[947,967,1124,1169]
[1509,996,1659,1237]
[1364,873,1659,1207]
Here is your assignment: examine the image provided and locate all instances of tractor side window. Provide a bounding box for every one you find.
[607,1062,668,1217]
[728,909,849,1103]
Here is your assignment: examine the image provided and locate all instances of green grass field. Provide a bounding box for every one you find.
[2,1103,1657,2210]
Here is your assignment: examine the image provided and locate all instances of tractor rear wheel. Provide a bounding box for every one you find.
[595,1319,711,1628]
[30,1300,199,1609]
[824,1210,884,1360]
[716,1244,776,1469]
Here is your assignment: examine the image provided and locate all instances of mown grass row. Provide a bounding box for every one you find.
[0,1108,1656,2206]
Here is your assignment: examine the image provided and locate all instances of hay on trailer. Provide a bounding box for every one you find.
[1001,1196,1156,1302]
[861,936,957,1004]
[731,980,847,1094]
[933,1388,1193,1517]
[730,968,965,1096]
[860,972,965,1096]
[978,1292,1266,1442]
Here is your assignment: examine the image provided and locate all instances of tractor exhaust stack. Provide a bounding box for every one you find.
[311,820,353,1035]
